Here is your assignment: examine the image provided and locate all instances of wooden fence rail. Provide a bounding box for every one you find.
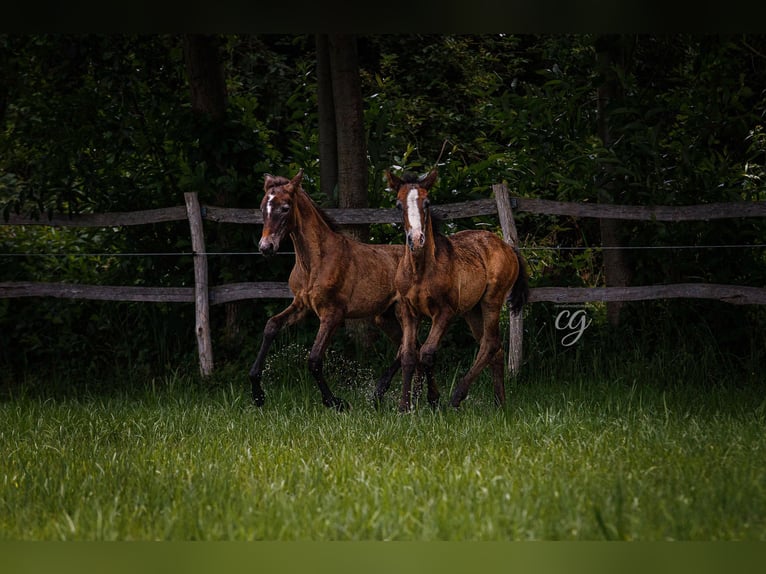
[3,185,765,374]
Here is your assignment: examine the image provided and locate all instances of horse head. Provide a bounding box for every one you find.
[386,168,438,253]
[259,169,303,256]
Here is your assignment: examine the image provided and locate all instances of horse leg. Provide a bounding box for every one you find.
[372,305,403,407]
[249,301,309,406]
[418,311,454,409]
[461,307,505,406]
[489,348,506,407]
[398,306,420,412]
[307,310,348,411]
[450,306,503,408]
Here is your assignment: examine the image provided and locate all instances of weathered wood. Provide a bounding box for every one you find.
[326,207,401,225]
[5,191,766,380]
[515,198,766,221]
[494,185,519,245]
[4,206,188,227]
[0,281,194,302]
[202,206,261,225]
[530,284,766,306]
[6,282,765,307]
[6,198,766,228]
[184,192,214,376]
[210,282,293,304]
[494,184,523,375]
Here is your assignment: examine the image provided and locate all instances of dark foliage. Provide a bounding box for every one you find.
[1,34,765,379]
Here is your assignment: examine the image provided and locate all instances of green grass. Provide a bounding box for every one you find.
[1,341,765,541]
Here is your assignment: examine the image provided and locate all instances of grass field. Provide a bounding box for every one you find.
[1,335,765,541]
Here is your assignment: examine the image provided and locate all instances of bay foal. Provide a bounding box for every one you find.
[250,170,403,410]
[383,169,528,411]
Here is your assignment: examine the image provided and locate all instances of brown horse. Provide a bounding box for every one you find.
[249,169,404,410]
[383,169,529,411]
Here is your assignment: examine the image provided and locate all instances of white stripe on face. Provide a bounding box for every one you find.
[266,192,275,217]
[406,187,422,234]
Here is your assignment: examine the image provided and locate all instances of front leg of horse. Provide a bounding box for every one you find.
[418,313,454,409]
[418,348,440,409]
[399,351,418,413]
[397,309,421,412]
[307,354,349,411]
[249,302,308,406]
[372,308,403,408]
[373,354,401,409]
[308,314,349,411]
[248,319,281,406]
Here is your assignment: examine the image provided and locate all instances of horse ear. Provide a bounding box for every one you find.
[291,169,304,186]
[385,170,402,191]
[264,173,277,190]
[420,169,438,190]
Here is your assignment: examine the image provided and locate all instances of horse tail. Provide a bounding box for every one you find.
[508,246,529,315]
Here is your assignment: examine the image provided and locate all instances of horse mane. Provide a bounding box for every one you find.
[266,174,341,232]
[313,201,342,233]
[296,185,342,233]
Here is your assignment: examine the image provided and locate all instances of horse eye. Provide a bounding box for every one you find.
[395,200,402,210]
[280,204,291,213]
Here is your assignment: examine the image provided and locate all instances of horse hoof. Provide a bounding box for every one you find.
[252,391,265,407]
[397,401,412,413]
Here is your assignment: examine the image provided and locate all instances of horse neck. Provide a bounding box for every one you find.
[290,189,341,269]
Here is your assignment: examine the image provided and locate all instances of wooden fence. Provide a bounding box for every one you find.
[3,184,766,375]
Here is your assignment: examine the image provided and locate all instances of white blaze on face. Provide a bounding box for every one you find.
[406,187,423,235]
[265,191,276,217]
[405,186,426,249]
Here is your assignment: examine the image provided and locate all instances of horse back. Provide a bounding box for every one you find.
[293,238,401,319]
[446,230,520,306]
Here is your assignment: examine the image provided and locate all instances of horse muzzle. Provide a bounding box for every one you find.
[259,236,280,257]
[406,231,426,252]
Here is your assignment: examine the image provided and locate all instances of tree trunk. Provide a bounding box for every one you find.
[183,34,227,121]
[322,35,373,349]
[183,34,242,348]
[596,35,632,326]
[327,34,369,243]
[315,35,339,204]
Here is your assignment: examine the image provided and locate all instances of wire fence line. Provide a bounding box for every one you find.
[3,244,766,258]
[3,186,765,375]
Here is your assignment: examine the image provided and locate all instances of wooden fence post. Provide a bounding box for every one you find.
[493,183,523,375]
[184,192,214,376]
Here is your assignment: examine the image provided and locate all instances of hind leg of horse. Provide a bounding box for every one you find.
[372,307,403,406]
[450,307,503,408]
[462,308,506,407]
[489,348,506,406]
[307,310,348,411]
[249,301,310,406]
